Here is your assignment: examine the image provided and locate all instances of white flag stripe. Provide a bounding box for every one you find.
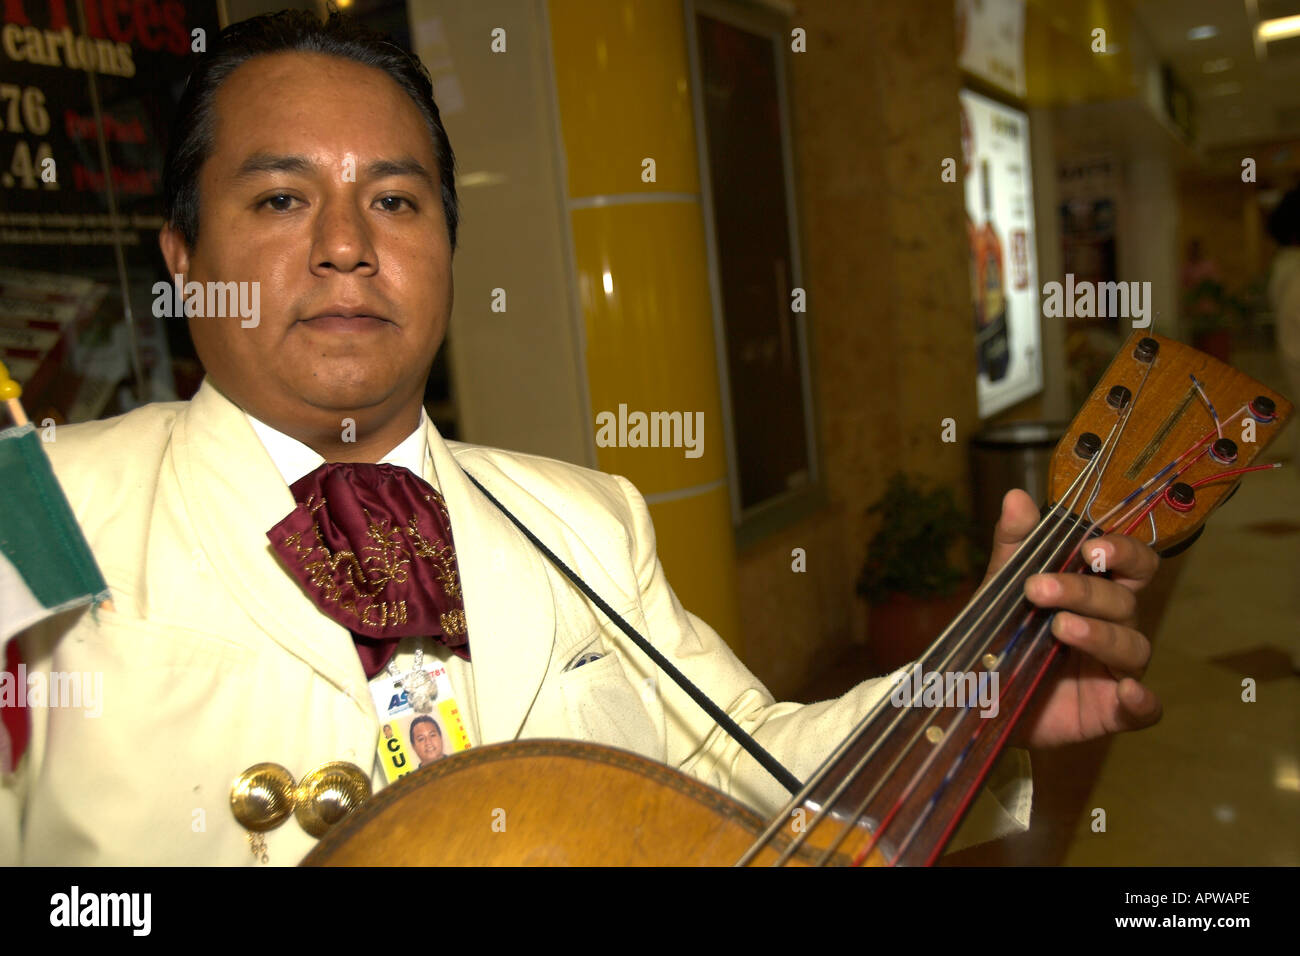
[0,546,50,644]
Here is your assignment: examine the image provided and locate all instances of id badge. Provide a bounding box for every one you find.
[370,663,472,784]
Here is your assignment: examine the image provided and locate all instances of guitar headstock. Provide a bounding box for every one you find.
[1049,332,1294,552]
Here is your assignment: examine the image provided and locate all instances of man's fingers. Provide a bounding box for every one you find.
[1109,677,1163,733]
[984,489,1040,582]
[1080,535,1161,592]
[1050,611,1151,678]
[1026,570,1139,625]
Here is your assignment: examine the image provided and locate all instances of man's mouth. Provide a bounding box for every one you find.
[299,306,395,332]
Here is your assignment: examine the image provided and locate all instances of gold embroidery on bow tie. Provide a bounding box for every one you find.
[362,599,409,627]
[406,513,463,601]
[425,492,451,525]
[361,509,411,590]
[439,608,467,637]
[281,493,463,631]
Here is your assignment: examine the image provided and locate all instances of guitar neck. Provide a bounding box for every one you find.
[739,332,1294,867]
[793,504,1090,866]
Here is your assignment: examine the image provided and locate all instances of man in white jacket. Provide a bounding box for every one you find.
[0,11,1161,865]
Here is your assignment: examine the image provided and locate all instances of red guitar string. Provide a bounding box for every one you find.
[1109,409,1248,536]
[834,390,1279,866]
[1191,463,1280,487]
[1121,447,1209,534]
[853,435,1279,865]
[786,484,1100,868]
[920,641,1064,867]
[915,412,1279,864]
[851,540,1087,866]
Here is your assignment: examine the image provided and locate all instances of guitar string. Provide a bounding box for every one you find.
[1097,406,1246,537]
[733,458,1102,866]
[843,505,1101,866]
[756,462,1103,867]
[1118,449,1210,534]
[732,467,1098,866]
[1085,358,1155,521]
[1189,373,1222,437]
[877,381,1279,864]
[898,381,1256,864]
[761,448,1109,867]
[875,358,1235,864]
[825,364,1158,866]
[1109,407,1249,536]
[746,366,1263,866]
[881,541,1100,865]
[919,613,1065,865]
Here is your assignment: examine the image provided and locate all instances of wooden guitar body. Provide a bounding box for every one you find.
[303,740,877,866]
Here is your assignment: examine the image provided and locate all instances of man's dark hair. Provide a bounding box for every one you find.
[409,714,440,748]
[162,9,458,250]
[1268,187,1300,247]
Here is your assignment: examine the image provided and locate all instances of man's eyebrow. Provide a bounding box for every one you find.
[230,153,314,183]
[364,157,438,189]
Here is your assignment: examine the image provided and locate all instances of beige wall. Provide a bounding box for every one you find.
[733,0,984,697]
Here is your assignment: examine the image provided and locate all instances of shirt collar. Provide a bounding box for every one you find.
[246,407,431,487]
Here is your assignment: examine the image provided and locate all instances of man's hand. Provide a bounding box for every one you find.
[983,490,1163,750]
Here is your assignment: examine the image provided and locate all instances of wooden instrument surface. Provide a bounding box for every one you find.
[1048,332,1293,552]
[304,739,884,866]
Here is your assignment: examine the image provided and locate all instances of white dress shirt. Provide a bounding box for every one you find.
[246,406,434,487]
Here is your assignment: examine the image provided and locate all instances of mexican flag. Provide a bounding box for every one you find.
[1,422,110,770]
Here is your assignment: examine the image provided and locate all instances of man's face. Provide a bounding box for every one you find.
[162,51,452,435]
[412,720,443,764]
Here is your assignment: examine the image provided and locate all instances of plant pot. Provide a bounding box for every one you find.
[866,581,977,675]
[1193,330,1231,364]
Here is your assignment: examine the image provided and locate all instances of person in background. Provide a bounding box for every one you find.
[1266,188,1300,472]
[1265,187,1300,673]
[1181,237,1221,291]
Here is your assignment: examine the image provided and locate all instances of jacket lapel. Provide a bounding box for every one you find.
[425,422,557,744]
[170,380,371,702]
[169,379,558,740]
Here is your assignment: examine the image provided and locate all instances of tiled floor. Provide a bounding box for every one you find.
[799,345,1299,865]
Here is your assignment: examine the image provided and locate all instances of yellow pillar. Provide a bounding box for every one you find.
[548,0,742,652]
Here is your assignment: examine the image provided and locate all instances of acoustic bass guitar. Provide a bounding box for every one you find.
[303,332,1293,866]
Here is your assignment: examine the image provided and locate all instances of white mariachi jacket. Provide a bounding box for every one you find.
[1,379,1031,864]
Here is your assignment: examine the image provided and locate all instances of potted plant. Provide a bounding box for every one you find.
[1183,278,1237,363]
[856,472,981,673]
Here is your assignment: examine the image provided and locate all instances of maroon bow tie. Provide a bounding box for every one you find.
[266,462,470,678]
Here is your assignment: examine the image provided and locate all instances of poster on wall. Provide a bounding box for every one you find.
[0,1,219,256]
[0,0,221,419]
[960,87,1041,418]
[956,0,1027,100]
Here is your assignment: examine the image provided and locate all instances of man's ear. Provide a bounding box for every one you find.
[159,224,192,278]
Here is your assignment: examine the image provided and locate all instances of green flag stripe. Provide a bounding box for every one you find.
[0,424,109,610]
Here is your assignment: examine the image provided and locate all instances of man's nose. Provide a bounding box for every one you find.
[309,198,378,275]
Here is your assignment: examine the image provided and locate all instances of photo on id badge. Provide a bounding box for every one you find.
[372,662,471,782]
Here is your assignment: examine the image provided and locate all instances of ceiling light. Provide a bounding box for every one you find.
[1188,25,1218,40]
[456,171,507,189]
[1202,57,1233,72]
[1259,14,1300,41]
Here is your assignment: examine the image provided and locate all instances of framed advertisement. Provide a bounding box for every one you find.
[960,87,1042,417]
